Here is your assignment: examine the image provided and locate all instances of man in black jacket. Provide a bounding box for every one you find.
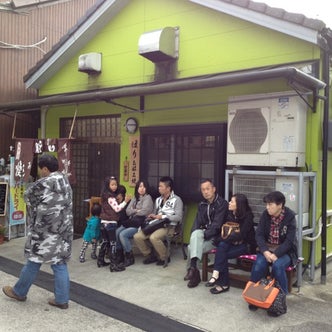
[184,179,228,288]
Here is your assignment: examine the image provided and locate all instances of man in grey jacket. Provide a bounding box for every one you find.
[134,176,183,266]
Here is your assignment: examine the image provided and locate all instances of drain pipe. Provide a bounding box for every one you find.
[0,67,326,113]
[40,106,48,139]
[321,31,331,285]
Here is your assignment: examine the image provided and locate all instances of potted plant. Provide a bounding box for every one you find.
[0,224,6,244]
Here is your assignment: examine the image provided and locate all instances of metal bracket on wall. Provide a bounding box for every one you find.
[291,85,326,113]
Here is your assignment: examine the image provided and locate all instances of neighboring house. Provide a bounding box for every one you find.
[0,0,97,160]
[0,0,331,275]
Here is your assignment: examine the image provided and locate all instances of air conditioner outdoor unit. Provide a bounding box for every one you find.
[232,174,309,228]
[227,91,307,167]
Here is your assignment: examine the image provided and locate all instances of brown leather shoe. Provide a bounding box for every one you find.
[48,298,69,309]
[184,267,195,281]
[2,286,27,302]
[187,268,201,288]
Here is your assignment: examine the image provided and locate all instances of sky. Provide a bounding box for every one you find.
[262,0,332,28]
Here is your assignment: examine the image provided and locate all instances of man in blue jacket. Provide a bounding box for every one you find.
[184,179,228,288]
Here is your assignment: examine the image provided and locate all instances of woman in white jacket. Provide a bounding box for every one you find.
[116,179,153,266]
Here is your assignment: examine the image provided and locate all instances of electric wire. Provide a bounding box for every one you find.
[0,36,47,53]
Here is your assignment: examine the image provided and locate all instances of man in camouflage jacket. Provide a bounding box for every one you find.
[2,154,73,309]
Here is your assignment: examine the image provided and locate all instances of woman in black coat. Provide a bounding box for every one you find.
[207,193,256,294]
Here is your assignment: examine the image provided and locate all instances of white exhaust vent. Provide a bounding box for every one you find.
[78,52,102,74]
[138,27,179,62]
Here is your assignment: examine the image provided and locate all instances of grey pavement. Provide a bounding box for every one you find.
[1,237,332,332]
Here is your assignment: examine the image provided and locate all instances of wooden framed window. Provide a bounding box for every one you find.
[140,124,227,203]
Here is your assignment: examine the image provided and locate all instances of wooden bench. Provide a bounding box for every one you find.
[164,206,188,267]
[202,250,297,293]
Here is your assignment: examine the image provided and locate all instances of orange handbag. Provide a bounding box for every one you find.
[242,278,280,309]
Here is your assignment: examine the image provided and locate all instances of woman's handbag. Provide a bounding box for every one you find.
[242,278,280,309]
[221,221,240,240]
[141,218,170,235]
[122,215,145,228]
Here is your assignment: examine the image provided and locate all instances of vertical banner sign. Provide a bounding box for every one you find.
[14,138,34,182]
[129,136,140,187]
[15,138,75,184]
[0,182,8,217]
[9,156,26,226]
[123,157,129,182]
[8,138,75,226]
[43,138,57,153]
[58,139,76,184]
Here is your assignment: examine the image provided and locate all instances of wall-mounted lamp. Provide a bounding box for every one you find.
[125,117,138,134]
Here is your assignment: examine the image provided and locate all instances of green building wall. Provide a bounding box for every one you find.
[40,0,319,95]
[39,0,331,263]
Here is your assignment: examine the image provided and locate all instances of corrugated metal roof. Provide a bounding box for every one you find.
[0,0,97,103]
[0,0,97,159]
[23,0,329,89]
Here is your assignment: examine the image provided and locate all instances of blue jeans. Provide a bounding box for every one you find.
[250,252,291,294]
[213,241,248,286]
[116,225,138,252]
[13,260,70,304]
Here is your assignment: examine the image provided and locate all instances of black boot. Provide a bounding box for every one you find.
[97,242,110,267]
[116,250,125,264]
[110,254,126,272]
[124,251,135,267]
[143,252,158,264]
[91,241,97,260]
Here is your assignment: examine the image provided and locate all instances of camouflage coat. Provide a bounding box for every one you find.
[24,171,73,264]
